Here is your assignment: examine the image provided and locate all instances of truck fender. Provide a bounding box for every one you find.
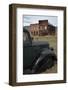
[32,49,57,73]
[35,48,57,65]
[41,48,57,60]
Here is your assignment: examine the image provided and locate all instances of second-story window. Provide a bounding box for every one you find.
[45,26,47,30]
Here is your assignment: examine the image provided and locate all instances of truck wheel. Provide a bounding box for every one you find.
[32,55,54,74]
[38,55,54,73]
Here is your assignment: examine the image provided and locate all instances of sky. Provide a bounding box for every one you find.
[23,15,58,27]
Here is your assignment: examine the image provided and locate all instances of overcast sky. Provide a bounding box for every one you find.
[23,15,58,27]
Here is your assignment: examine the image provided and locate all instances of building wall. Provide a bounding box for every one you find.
[29,24,39,36]
[29,20,56,36]
[48,25,56,35]
[39,20,48,36]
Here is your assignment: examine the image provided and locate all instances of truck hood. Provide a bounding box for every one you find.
[32,41,49,47]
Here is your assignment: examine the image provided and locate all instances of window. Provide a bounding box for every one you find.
[23,32,29,41]
[36,31,38,35]
[45,26,47,30]
[40,26,42,30]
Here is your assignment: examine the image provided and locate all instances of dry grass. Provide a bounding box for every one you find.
[33,35,57,54]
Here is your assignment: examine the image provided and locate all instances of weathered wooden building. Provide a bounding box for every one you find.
[29,20,56,36]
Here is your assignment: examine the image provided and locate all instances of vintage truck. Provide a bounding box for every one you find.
[23,28,57,74]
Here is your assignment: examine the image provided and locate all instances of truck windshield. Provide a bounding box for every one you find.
[23,32,29,41]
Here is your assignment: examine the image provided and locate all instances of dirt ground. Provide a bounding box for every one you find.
[43,63,57,73]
